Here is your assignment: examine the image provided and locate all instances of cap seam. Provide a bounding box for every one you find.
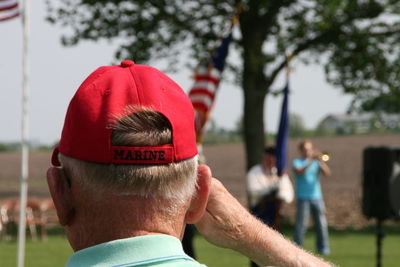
[127,66,143,105]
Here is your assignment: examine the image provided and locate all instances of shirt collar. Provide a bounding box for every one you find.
[67,234,194,267]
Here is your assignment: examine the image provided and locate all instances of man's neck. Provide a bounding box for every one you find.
[67,217,183,251]
[65,199,185,251]
[67,227,178,251]
[64,187,188,251]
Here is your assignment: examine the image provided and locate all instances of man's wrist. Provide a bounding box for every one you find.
[231,215,271,265]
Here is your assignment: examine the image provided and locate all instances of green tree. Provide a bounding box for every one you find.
[233,116,244,136]
[314,124,334,137]
[47,0,400,169]
[288,113,306,138]
[0,142,9,152]
[0,142,19,152]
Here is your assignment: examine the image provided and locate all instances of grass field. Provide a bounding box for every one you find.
[0,225,399,267]
[195,225,400,267]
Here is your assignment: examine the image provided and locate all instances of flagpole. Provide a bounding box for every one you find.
[17,0,30,266]
[286,53,293,79]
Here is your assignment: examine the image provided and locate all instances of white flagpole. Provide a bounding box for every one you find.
[17,0,30,266]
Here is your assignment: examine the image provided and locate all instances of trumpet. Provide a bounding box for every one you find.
[320,151,330,162]
[314,151,330,162]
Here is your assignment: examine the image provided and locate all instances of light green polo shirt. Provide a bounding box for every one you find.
[66,234,207,267]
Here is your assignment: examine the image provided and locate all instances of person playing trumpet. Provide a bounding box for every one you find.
[292,139,331,255]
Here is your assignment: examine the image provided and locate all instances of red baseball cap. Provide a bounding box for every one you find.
[52,60,197,166]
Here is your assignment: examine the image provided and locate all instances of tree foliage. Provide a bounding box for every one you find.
[288,113,306,138]
[47,0,400,168]
[46,0,235,69]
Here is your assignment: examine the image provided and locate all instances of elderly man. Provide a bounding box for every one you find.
[47,60,333,267]
[247,146,294,230]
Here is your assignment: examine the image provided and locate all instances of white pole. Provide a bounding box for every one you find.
[17,0,30,266]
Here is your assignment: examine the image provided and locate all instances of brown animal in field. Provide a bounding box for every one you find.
[0,198,54,241]
[39,198,57,240]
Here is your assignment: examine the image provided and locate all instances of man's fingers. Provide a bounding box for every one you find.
[198,164,212,181]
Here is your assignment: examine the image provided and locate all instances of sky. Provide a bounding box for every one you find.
[0,1,353,145]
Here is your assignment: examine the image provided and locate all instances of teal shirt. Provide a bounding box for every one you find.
[292,158,322,199]
[66,234,206,267]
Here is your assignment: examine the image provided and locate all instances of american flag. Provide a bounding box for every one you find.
[188,32,233,142]
[0,0,19,22]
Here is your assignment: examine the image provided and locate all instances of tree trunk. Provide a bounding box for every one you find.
[241,41,268,170]
[243,82,266,170]
[240,15,269,170]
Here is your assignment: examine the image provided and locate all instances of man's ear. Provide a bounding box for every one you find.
[185,165,211,224]
[46,167,75,226]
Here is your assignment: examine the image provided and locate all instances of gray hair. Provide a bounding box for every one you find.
[59,107,198,203]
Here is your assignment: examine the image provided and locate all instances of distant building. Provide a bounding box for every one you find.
[317,113,400,135]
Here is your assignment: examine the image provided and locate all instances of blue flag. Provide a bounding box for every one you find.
[210,32,232,71]
[276,81,289,176]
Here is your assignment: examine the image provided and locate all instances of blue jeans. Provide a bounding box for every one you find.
[294,199,330,255]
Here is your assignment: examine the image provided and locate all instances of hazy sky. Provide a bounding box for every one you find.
[0,2,352,145]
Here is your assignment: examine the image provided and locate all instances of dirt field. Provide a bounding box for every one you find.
[1,133,399,228]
